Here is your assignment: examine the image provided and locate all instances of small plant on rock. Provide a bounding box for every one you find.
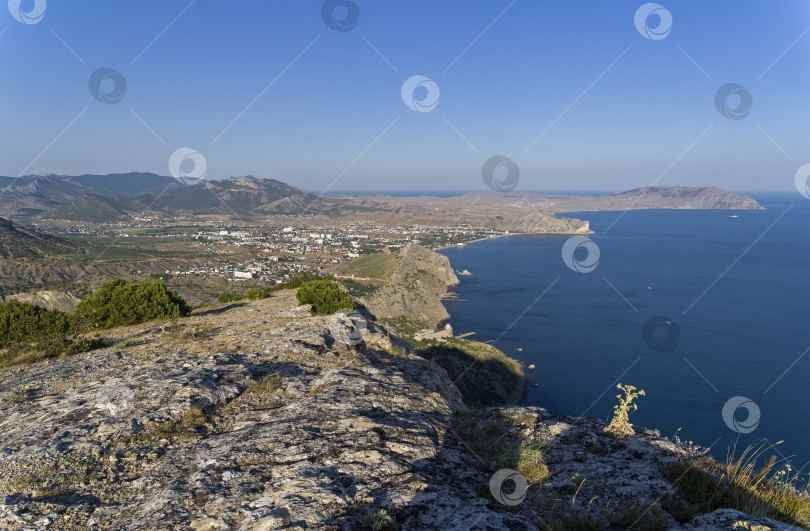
[362,508,398,531]
[605,383,645,438]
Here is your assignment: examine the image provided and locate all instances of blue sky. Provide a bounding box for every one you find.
[1,1,809,192]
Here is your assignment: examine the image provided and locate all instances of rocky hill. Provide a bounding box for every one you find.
[0,173,180,217]
[44,194,133,223]
[492,212,592,234]
[0,218,83,260]
[152,177,332,216]
[346,244,460,333]
[0,292,531,530]
[0,291,804,530]
[592,186,764,210]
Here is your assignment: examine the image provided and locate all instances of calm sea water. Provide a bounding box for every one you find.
[440,192,810,469]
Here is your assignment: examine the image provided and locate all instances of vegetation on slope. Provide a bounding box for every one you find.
[0,299,101,366]
[1,278,192,365]
[74,278,191,330]
[339,251,398,280]
[46,194,132,223]
[662,440,810,527]
[296,279,355,315]
[413,337,524,407]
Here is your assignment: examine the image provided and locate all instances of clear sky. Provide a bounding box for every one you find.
[1,1,809,192]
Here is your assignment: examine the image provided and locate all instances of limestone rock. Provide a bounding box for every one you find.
[687,508,805,530]
[0,291,530,530]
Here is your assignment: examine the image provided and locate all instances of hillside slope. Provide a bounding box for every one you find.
[0,173,180,217]
[0,292,803,530]
[0,218,82,260]
[594,186,764,210]
[44,194,133,223]
[0,291,534,530]
[341,244,460,332]
[0,290,81,313]
[153,177,330,216]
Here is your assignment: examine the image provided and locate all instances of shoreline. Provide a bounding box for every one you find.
[433,261,528,406]
[433,227,595,253]
[432,232,518,252]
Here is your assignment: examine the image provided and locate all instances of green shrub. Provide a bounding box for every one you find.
[247,288,269,300]
[662,440,810,526]
[0,300,104,366]
[269,271,334,292]
[362,509,398,531]
[74,279,191,330]
[64,337,106,356]
[0,299,71,347]
[217,290,243,304]
[295,280,354,315]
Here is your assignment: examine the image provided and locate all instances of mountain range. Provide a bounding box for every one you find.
[0,173,764,223]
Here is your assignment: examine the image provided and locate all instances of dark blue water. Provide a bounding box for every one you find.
[440,192,810,469]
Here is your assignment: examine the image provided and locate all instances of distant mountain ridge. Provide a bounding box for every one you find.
[0,173,765,222]
[0,173,181,217]
[153,177,324,215]
[595,186,764,210]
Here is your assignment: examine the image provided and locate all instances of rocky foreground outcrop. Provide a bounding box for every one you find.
[0,292,805,530]
[0,292,533,530]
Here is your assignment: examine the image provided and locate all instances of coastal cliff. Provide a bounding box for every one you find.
[0,291,804,530]
[351,243,460,333]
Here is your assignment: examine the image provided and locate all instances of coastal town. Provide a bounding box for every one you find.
[37,219,503,286]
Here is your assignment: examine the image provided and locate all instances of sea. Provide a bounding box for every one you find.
[439,192,810,471]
